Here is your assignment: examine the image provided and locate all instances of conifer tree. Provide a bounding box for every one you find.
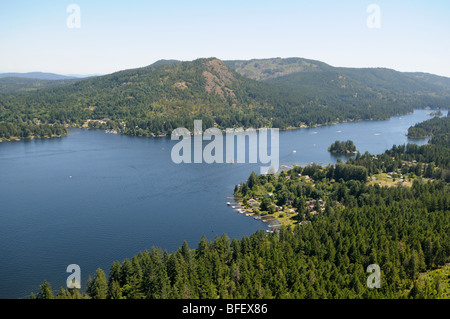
[37,280,54,299]
[87,268,108,299]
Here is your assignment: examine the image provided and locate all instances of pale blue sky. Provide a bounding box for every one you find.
[1,0,449,76]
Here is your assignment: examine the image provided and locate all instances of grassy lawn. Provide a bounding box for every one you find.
[367,173,431,188]
[272,212,299,226]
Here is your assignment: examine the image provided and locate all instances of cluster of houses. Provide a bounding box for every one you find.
[305,199,325,215]
[386,171,408,183]
[84,118,111,125]
[82,118,112,129]
[234,172,327,228]
[244,195,325,220]
[387,172,401,181]
[275,173,312,181]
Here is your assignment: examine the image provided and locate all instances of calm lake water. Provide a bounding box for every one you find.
[0,110,434,298]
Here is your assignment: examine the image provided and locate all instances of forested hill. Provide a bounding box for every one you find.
[225,57,332,81]
[227,58,450,110]
[225,57,450,94]
[1,57,450,140]
[407,113,450,139]
[0,58,276,139]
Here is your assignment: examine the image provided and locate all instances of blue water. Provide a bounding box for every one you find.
[0,110,434,298]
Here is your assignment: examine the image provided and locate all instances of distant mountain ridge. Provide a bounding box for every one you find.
[0,77,82,93]
[149,59,183,67]
[0,72,77,80]
[405,72,450,90]
[0,72,102,93]
[225,57,450,94]
[4,58,449,94]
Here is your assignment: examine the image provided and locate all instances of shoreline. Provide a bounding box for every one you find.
[0,133,65,143]
[0,109,428,143]
[230,200,282,232]
[231,194,294,230]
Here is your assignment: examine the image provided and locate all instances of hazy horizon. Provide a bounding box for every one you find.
[2,56,450,80]
[1,0,449,77]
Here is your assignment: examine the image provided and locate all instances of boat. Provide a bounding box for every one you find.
[226,202,231,206]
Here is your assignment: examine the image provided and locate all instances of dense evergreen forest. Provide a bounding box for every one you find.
[407,112,449,139]
[1,57,450,141]
[31,114,450,299]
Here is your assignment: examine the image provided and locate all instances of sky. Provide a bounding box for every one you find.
[1,0,449,77]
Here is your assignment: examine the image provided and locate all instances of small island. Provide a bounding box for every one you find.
[428,110,443,117]
[328,140,357,155]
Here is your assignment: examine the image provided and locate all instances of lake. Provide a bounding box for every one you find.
[0,110,434,298]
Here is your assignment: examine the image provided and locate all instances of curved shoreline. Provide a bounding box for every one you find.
[0,133,65,142]
[0,109,429,143]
